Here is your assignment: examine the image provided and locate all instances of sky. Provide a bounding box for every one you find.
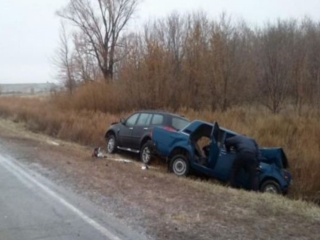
[1,0,320,84]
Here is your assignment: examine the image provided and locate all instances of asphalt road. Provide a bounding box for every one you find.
[0,153,147,240]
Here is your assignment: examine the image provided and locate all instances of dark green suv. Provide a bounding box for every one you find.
[105,110,189,164]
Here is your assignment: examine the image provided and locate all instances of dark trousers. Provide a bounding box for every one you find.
[230,152,259,191]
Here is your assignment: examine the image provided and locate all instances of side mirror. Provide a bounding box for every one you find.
[120,118,125,125]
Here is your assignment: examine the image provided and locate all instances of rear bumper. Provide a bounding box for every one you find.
[149,141,157,153]
[149,141,168,162]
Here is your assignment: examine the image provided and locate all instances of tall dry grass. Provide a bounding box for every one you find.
[0,85,320,201]
[51,81,128,113]
[0,96,120,147]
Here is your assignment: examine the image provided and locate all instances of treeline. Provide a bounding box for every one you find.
[117,14,320,113]
[56,5,320,114]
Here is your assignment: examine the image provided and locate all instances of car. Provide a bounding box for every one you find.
[105,110,190,164]
[151,120,292,194]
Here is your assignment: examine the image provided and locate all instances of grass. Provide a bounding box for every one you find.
[0,91,320,202]
[1,118,319,239]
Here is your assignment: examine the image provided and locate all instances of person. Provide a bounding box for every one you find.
[225,135,260,191]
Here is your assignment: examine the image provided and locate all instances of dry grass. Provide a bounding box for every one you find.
[51,81,127,113]
[0,91,320,202]
[0,121,319,240]
[0,96,120,147]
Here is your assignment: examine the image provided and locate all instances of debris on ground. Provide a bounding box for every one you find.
[47,140,60,146]
[107,157,132,163]
[92,147,107,158]
[141,164,149,170]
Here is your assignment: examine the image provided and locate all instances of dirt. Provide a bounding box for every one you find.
[0,119,319,240]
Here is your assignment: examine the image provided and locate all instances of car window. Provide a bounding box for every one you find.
[126,113,139,127]
[171,117,189,130]
[136,113,152,126]
[151,114,164,125]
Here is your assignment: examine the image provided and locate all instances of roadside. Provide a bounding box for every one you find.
[0,118,320,240]
[0,153,146,240]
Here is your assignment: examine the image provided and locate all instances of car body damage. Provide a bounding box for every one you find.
[151,120,292,194]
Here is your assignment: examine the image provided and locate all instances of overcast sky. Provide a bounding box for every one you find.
[1,0,320,84]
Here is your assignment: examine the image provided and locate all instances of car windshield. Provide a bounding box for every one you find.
[171,117,190,130]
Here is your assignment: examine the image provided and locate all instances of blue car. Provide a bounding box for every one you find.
[151,120,292,194]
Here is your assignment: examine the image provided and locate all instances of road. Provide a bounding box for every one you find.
[0,153,147,240]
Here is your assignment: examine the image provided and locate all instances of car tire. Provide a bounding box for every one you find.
[106,134,117,154]
[140,141,153,164]
[260,180,281,194]
[170,154,190,177]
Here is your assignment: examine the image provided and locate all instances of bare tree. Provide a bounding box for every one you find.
[304,20,320,115]
[72,32,101,82]
[53,23,76,95]
[291,24,307,115]
[257,21,294,113]
[57,0,139,82]
[207,14,240,111]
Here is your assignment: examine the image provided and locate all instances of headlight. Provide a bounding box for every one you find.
[282,170,292,184]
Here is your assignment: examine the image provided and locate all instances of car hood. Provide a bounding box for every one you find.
[260,147,289,169]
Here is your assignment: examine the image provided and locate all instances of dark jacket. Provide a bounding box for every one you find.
[225,135,260,159]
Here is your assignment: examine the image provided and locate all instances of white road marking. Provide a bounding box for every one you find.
[0,155,122,240]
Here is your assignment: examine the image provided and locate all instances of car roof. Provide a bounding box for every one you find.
[182,120,240,135]
[220,127,239,136]
[136,110,188,119]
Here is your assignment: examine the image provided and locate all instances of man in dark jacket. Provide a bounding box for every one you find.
[225,135,260,191]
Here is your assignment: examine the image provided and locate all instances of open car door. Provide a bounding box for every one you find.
[189,122,221,171]
[207,122,220,169]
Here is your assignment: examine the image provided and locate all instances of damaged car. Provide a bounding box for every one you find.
[151,120,292,194]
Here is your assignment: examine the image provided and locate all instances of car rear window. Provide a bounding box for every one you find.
[171,117,189,130]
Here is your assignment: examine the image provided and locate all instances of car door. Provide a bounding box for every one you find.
[206,122,221,169]
[118,113,139,147]
[212,149,236,181]
[212,131,244,183]
[131,113,152,149]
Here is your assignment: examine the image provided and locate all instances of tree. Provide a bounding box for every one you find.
[72,32,102,82]
[183,12,210,109]
[53,23,76,95]
[256,21,293,113]
[304,20,320,114]
[207,14,242,111]
[57,0,139,82]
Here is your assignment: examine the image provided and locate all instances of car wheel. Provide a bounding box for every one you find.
[171,154,190,177]
[106,134,117,154]
[140,141,153,164]
[260,180,281,194]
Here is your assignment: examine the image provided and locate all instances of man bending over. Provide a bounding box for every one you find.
[225,135,260,191]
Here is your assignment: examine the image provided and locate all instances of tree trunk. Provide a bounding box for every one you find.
[102,69,113,82]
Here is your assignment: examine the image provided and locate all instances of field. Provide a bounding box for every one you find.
[0,117,320,240]
[0,91,320,202]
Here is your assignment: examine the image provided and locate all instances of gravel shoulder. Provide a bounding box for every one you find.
[0,118,319,240]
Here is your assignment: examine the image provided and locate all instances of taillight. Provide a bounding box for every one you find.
[163,126,176,132]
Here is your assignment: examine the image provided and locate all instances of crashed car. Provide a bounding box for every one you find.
[151,120,292,194]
